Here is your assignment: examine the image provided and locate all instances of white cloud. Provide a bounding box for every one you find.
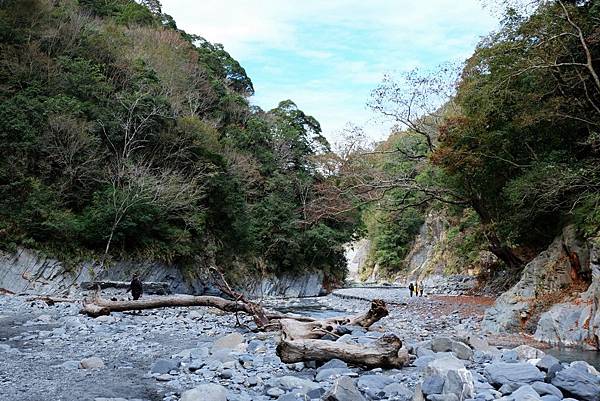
[160,0,498,142]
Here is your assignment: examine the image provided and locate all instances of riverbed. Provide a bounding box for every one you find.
[0,288,598,401]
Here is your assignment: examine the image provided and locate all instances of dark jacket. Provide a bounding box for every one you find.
[130,277,143,300]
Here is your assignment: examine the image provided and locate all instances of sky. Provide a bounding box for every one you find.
[160,1,498,143]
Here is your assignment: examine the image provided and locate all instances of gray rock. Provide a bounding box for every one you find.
[547,363,565,382]
[431,337,454,353]
[60,360,80,370]
[79,357,104,369]
[276,394,309,401]
[267,388,285,397]
[150,358,179,374]
[451,341,473,360]
[514,345,545,360]
[356,374,393,393]
[306,387,325,399]
[551,364,600,401]
[499,382,522,395]
[540,396,561,401]
[484,362,545,386]
[273,376,320,394]
[417,347,435,358]
[421,374,445,395]
[414,355,436,368]
[536,355,561,372]
[382,382,412,399]
[156,374,174,381]
[531,382,562,398]
[220,369,234,379]
[508,385,542,400]
[426,355,474,399]
[180,384,227,401]
[428,395,458,401]
[499,349,519,363]
[315,368,351,381]
[317,359,348,372]
[322,376,366,401]
[211,332,246,353]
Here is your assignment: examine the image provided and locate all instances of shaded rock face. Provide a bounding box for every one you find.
[534,237,600,348]
[344,239,371,283]
[241,271,325,298]
[404,210,448,279]
[0,248,325,298]
[482,226,599,345]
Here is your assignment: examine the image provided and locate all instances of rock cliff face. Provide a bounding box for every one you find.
[534,238,600,348]
[482,226,599,349]
[0,248,324,298]
[403,210,448,280]
[344,239,371,282]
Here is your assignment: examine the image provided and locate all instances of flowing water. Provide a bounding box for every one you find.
[545,347,600,370]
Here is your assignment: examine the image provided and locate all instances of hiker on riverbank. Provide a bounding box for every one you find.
[414,282,419,297]
[408,282,414,297]
[128,273,143,300]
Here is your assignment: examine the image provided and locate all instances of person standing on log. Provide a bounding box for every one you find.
[408,282,414,297]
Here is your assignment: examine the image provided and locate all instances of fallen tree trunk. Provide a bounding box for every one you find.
[277,299,389,341]
[277,333,408,368]
[80,294,271,326]
[276,299,407,368]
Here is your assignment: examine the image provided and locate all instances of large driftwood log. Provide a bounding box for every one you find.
[277,333,408,368]
[80,294,271,326]
[276,299,407,368]
[278,299,389,341]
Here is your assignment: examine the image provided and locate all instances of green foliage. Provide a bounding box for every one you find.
[433,0,600,250]
[0,0,355,280]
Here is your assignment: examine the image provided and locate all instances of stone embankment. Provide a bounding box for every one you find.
[0,248,325,298]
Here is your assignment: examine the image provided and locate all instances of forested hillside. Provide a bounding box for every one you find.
[0,0,355,278]
[351,0,600,283]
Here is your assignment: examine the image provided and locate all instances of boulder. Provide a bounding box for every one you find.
[79,357,104,369]
[317,359,348,372]
[484,362,545,386]
[551,363,600,401]
[150,358,180,374]
[531,382,563,398]
[356,374,393,394]
[322,376,366,401]
[431,337,454,353]
[212,333,246,353]
[421,374,444,395]
[536,354,561,372]
[315,368,352,381]
[180,384,227,401]
[506,385,542,400]
[425,355,474,399]
[514,345,545,360]
[451,341,473,360]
